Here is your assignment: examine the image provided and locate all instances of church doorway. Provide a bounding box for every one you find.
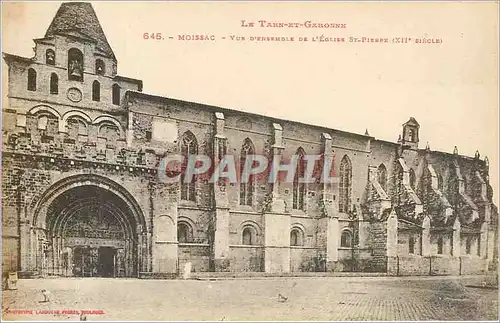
[98,247,116,277]
[71,246,117,277]
[28,177,148,278]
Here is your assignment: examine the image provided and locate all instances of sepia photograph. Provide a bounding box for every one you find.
[1,1,498,321]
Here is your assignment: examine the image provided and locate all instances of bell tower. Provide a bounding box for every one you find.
[41,1,118,78]
[3,1,142,115]
[398,117,420,149]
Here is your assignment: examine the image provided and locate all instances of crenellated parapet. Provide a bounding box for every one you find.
[2,108,178,173]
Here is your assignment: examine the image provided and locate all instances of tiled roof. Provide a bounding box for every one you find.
[45,2,115,59]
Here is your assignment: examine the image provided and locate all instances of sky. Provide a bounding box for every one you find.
[2,1,499,205]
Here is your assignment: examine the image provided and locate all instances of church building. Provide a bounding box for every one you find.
[2,2,497,278]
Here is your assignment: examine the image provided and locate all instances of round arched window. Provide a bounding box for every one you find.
[290,228,304,246]
[340,230,352,248]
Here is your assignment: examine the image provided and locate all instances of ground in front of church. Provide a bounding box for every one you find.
[2,274,498,321]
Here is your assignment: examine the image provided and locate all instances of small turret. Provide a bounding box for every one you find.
[399,117,419,149]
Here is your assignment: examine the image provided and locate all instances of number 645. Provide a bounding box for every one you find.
[143,33,162,40]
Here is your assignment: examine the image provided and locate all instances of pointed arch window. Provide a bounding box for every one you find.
[437,173,444,191]
[409,235,415,254]
[240,138,255,206]
[112,84,121,105]
[437,237,444,254]
[92,81,100,101]
[394,161,405,202]
[377,164,387,192]
[27,68,36,91]
[409,169,416,189]
[50,73,58,94]
[95,59,105,75]
[465,236,472,255]
[68,48,83,81]
[339,155,352,213]
[180,131,198,202]
[46,49,55,65]
[293,148,307,210]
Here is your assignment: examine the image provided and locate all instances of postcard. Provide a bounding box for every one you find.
[1,1,498,321]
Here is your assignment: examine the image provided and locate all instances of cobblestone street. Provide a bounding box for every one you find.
[2,275,497,321]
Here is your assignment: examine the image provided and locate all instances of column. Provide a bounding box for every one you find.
[487,228,496,263]
[326,217,339,267]
[386,209,398,257]
[59,238,65,276]
[386,210,398,275]
[28,228,36,271]
[212,112,231,271]
[263,212,291,273]
[480,221,488,259]
[19,221,30,271]
[421,215,431,256]
[263,122,290,273]
[125,239,131,277]
[53,236,59,275]
[146,232,152,272]
[321,133,340,270]
[357,207,369,249]
[152,211,178,273]
[142,232,148,273]
[137,231,143,275]
[213,208,230,271]
[452,217,461,257]
[482,204,492,264]
[268,123,286,214]
[54,237,59,275]
[67,247,73,277]
[126,111,134,147]
[320,133,336,219]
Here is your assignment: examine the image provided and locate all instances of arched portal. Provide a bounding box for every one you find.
[27,175,147,277]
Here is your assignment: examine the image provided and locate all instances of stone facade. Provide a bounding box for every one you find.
[2,2,498,277]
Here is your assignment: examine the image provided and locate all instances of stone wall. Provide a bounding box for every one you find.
[460,256,488,275]
[178,244,210,273]
[388,255,487,276]
[362,221,388,272]
[430,256,460,275]
[290,247,318,272]
[228,246,264,272]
